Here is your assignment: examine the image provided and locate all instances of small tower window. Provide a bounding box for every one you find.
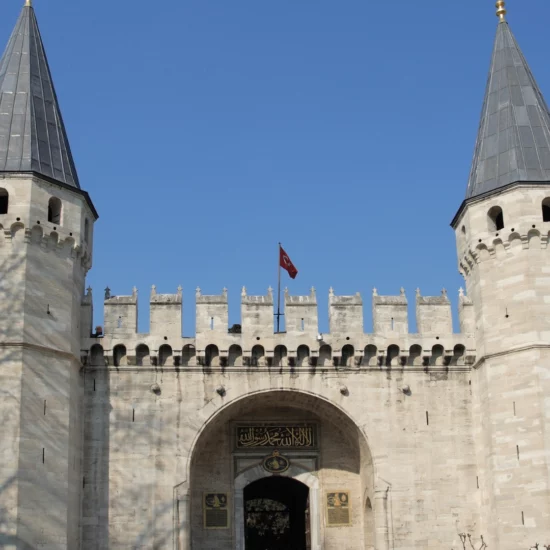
[48,197,62,224]
[487,206,504,231]
[542,198,550,222]
[0,188,8,214]
[84,218,90,243]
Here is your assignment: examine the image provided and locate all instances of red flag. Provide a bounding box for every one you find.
[280,246,298,279]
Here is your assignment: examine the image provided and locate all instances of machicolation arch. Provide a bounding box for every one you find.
[297,345,310,367]
[273,345,287,367]
[342,344,355,367]
[136,344,150,366]
[431,344,445,366]
[159,344,172,366]
[251,345,265,366]
[409,345,422,366]
[182,344,196,366]
[228,344,243,367]
[364,345,378,366]
[87,339,473,371]
[319,345,332,367]
[113,344,127,366]
[205,344,219,367]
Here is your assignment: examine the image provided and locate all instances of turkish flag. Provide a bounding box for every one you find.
[280,246,298,279]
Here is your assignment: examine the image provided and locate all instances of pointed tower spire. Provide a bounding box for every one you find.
[0,2,80,187]
[465,3,550,199]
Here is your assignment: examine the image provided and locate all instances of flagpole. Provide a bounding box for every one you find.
[277,242,282,333]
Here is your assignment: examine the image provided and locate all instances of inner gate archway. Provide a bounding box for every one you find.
[243,476,309,550]
[235,463,319,550]
[184,390,380,550]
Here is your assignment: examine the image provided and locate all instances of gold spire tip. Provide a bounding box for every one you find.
[24,0,32,6]
[496,0,507,21]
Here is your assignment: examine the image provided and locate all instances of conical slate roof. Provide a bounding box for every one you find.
[0,3,80,188]
[466,21,550,199]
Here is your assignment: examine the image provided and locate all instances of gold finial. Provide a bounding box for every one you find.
[496,0,507,21]
[24,0,32,6]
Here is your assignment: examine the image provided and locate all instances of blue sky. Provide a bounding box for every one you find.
[2,0,549,334]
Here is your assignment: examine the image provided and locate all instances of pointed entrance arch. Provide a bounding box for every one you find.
[177,389,389,550]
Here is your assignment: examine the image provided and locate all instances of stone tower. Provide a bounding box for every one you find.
[452,2,550,547]
[0,2,97,548]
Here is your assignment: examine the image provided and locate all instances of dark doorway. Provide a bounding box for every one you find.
[244,476,309,550]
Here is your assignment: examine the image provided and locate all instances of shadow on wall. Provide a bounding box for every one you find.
[83,350,177,549]
[81,357,111,548]
[0,242,88,548]
[0,248,28,547]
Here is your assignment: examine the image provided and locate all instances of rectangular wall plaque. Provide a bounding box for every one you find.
[326,491,352,527]
[236,424,317,449]
[203,493,230,529]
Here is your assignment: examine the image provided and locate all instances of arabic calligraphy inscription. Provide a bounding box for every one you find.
[236,425,316,449]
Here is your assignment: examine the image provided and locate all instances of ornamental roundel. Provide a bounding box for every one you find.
[262,450,290,474]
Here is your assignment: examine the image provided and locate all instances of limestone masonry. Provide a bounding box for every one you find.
[0,1,549,549]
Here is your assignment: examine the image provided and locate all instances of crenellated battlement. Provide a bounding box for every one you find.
[416,288,453,335]
[373,288,408,335]
[285,287,318,334]
[81,286,477,370]
[329,288,363,335]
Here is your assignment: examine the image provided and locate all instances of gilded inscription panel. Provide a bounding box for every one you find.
[203,493,230,529]
[326,491,351,527]
[236,424,317,449]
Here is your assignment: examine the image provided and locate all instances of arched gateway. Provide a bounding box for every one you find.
[175,390,381,550]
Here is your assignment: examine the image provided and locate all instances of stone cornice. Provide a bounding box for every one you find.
[82,365,471,374]
[0,341,80,363]
[472,343,550,369]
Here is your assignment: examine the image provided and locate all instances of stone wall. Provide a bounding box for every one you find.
[80,366,477,549]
